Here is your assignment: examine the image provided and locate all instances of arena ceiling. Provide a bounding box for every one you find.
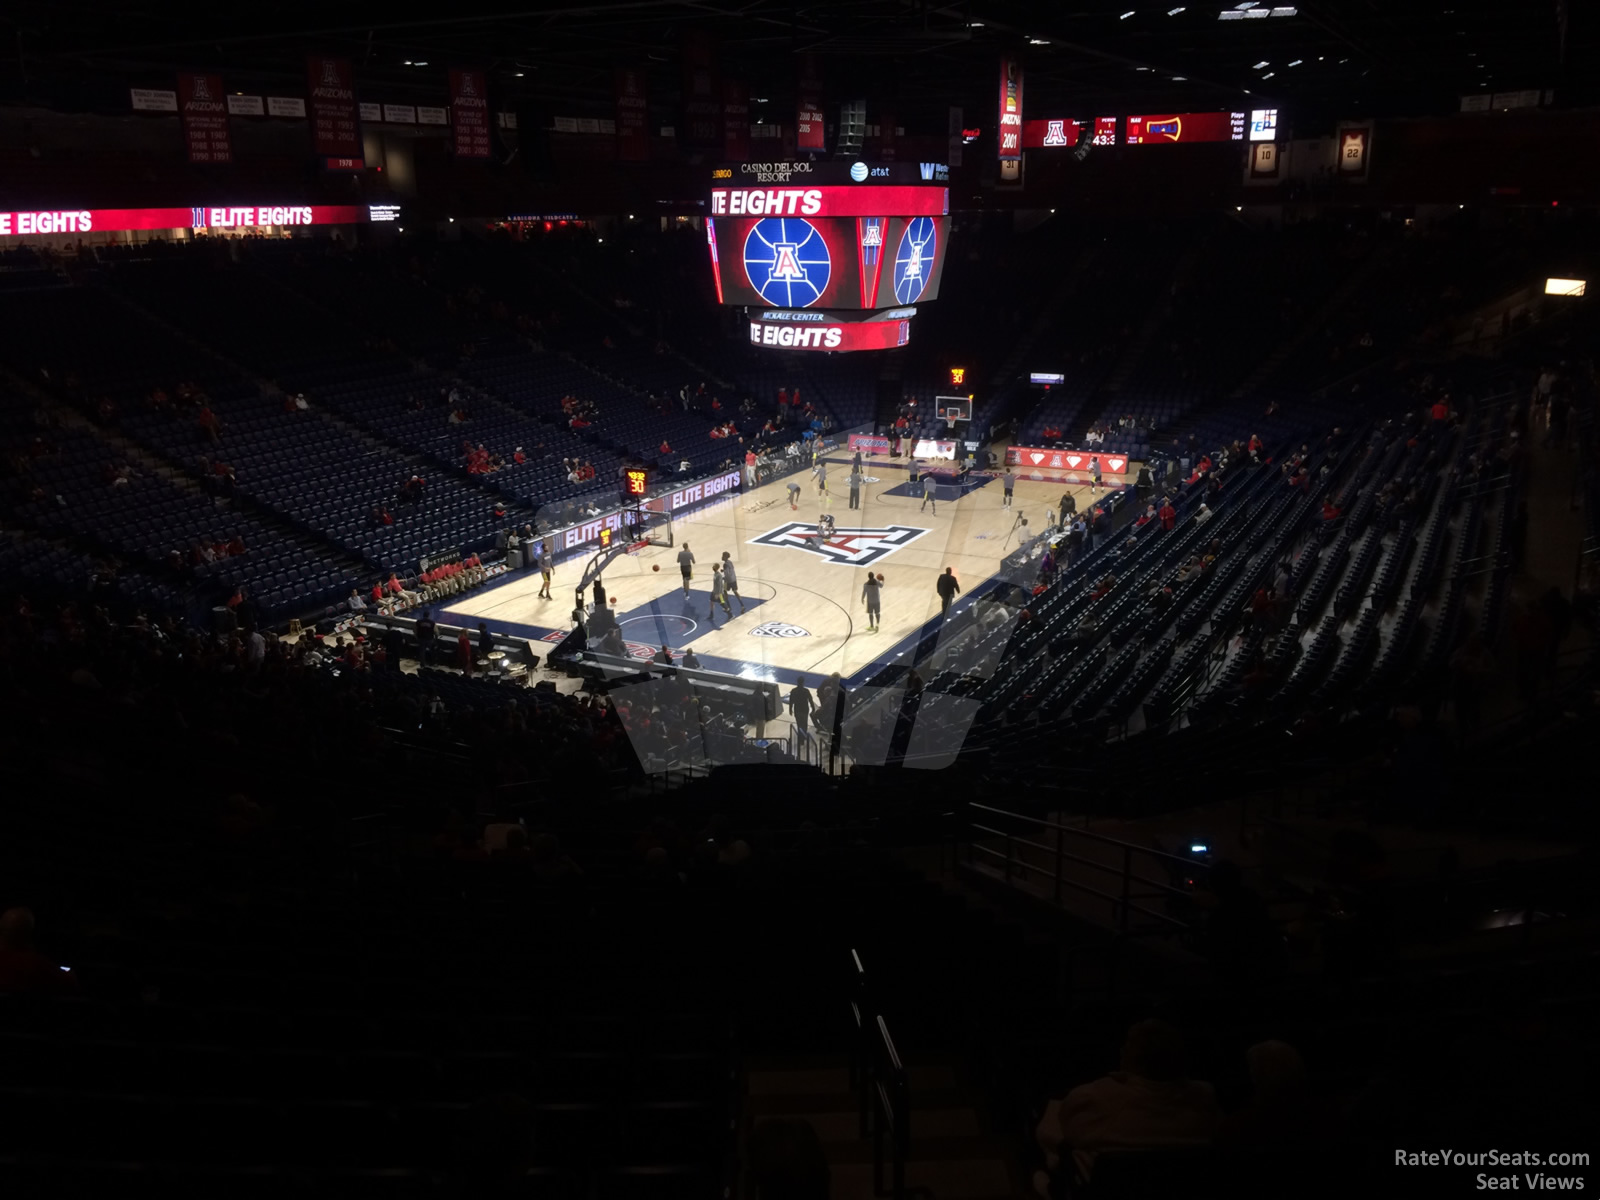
[6,2,1591,133]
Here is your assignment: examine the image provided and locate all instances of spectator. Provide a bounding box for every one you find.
[348,588,367,614]
[935,567,960,616]
[1035,1020,1220,1188]
[1158,500,1177,532]
[414,609,438,666]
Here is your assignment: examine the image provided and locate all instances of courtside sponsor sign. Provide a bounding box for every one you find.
[1005,446,1130,477]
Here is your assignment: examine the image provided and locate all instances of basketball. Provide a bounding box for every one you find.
[877,573,885,582]
[652,564,659,572]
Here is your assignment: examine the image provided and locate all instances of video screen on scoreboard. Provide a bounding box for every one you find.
[709,213,949,310]
[1126,111,1247,144]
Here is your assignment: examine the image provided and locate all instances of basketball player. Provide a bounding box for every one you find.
[720,551,747,615]
[920,472,937,514]
[788,480,802,510]
[708,563,732,624]
[813,458,829,497]
[862,572,883,632]
[676,542,695,595]
[817,512,837,539]
[1090,456,1103,495]
[1002,468,1015,509]
[537,554,553,600]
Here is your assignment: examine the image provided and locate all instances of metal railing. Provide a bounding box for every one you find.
[848,949,910,1200]
[958,802,1208,942]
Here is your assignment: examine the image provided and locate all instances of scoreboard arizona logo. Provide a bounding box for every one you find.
[892,217,938,305]
[743,217,831,307]
[750,521,929,566]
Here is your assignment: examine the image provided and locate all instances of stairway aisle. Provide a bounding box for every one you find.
[741,1052,1025,1200]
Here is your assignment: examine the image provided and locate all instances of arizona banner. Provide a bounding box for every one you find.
[722,78,750,162]
[449,69,492,158]
[796,54,825,152]
[305,55,363,165]
[615,67,649,161]
[679,31,720,150]
[998,58,1024,161]
[177,73,231,165]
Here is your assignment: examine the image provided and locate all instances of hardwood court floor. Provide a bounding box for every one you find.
[440,453,1128,688]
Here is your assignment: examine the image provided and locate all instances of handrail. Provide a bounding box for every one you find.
[848,951,910,1200]
[960,802,1207,946]
[965,802,1210,869]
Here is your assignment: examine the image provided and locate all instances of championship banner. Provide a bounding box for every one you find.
[615,67,649,161]
[449,69,492,159]
[305,56,363,165]
[998,58,1023,161]
[796,54,825,152]
[1005,446,1131,477]
[680,31,720,150]
[722,78,750,162]
[177,73,232,165]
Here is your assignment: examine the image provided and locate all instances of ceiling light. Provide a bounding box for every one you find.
[1168,5,1186,12]
[1137,66,1152,71]
[1261,71,1275,78]
[1235,2,1257,7]
[969,20,984,26]
[1245,6,1269,14]
[1253,60,1269,68]
[1270,4,1297,12]
[515,72,525,77]
[1288,59,1303,66]
[403,60,413,66]
[1029,37,1050,44]
[1120,11,1136,18]
[414,61,429,66]
[1172,75,1188,80]
[1219,9,1243,16]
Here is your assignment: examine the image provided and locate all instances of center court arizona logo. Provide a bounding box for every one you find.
[749,522,929,566]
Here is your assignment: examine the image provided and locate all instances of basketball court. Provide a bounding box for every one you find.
[437,448,1135,689]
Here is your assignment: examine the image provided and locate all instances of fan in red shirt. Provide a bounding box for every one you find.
[513,446,526,465]
[1430,399,1450,421]
[659,440,673,456]
[1322,500,1342,521]
[1158,502,1177,531]
[371,582,385,604]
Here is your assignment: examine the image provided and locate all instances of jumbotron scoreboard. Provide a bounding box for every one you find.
[707,160,950,352]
